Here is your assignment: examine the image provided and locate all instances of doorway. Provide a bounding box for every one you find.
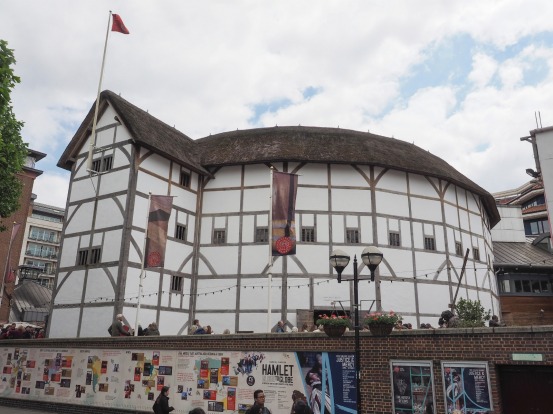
[498,365,553,413]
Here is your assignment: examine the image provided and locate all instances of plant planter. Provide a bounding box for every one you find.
[323,325,347,338]
[368,323,394,336]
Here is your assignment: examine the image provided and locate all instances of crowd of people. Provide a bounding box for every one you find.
[0,323,45,339]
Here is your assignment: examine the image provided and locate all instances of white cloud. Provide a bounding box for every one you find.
[2,0,553,204]
[33,173,70,209]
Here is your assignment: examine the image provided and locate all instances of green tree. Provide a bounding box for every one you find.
[456,298,491,327]
[0,39,28,232]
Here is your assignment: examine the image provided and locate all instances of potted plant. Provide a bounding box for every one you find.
[316,314,351,337]
[364,310,401,336]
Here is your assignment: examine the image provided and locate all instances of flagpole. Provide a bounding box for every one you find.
[0,222,17,308]
[86,11,113,173]
[267,167,274,332]
[134,192,152,334]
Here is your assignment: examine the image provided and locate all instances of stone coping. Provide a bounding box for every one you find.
[1,325,552,346]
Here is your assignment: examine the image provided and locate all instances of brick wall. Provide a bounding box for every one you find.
[0,169,39,322]
[1,326,552,414]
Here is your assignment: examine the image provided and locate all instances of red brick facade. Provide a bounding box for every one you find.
[1,326,552,413]
[0,168,41,322]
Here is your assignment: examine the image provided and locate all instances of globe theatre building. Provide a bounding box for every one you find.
[48,90,500,337]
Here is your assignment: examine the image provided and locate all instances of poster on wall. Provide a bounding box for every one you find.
[441,361,492,414]
[0,346,356,414]
[390,360,435,414]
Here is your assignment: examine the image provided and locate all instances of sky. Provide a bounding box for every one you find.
[2,1,553,208]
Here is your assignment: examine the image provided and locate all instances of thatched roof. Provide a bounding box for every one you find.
[58,90,209,175]
[58,90,500,226]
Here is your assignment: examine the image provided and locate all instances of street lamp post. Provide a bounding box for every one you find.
[330,246,383,414]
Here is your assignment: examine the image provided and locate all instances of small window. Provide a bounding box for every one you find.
[89,248,102,264]
[180,171,191,188]
[171,275,183,292]
[424,236,435,251]
[389,232,400,247]
[473,248,480,261]
[77,250,88,266]
[455,242,463,256]
[213,229,226,244]
[175,224,187,241]
[91,155,113,173]
[102,156,113,171]
[346,229,360,244]
[255,227,269,243]
[301,227,315,243]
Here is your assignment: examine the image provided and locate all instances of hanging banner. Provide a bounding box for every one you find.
[272,172,298,256]
[441,361,492,414]
[144,195,173,268]
[391,360,435,414]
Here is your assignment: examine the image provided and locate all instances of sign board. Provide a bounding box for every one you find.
[512,353,544,362]
[441,361,493,414]
[390,360,435,414]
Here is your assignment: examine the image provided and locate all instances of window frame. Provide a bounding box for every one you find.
[255,227,269,243]
[473,247,480,261]
[424,236,436,251]
[346,229,360,244]
[213,229,226,245]
[170,275,184,293]
[389,232,400,247]
[455,241,463,256]
[180,171,191,188]
[175,224,187,241]
[301,227,316,243]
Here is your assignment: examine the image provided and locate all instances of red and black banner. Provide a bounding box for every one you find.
[272,172,298,256]
[145,195,173,268]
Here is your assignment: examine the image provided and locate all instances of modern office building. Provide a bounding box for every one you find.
[48,90,500,337]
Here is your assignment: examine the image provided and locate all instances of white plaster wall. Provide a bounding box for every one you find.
[244,164,270,186]
[331,215,345,243]
[332,188,371,212]
[64,203,95,234]
[240,246,269,274]
[360,216,373,244]
[205,166,242,189]
[296,245,332,274]
[101,231,123,263]
[69,178,98,203]
[376,217,388,247]
[203,190,241,214]
[243,188,270,212]
[469,212,484,236]
[200,246,239,275]
[136,171,170,195]
[48,308,80,338]
[400,221,412,248]
[444,203,460,228]
[227,216,240,244]
[298,164,328,185]
[54,271,86,304]
[171,186,197,213]
[409,175,438,197]
[380,248,413,277]
[297,187,329,211]
[80,306,116,337]
[95,198,126,229]
[140,152,171,179]
[196,279,238,310]
[286,281,311,311]
[375,191,409,217]
[59,237,79,267]
[330,164,367,187]
[239,277,282,310]
[417,282,452,315]
[410,197,442,222]
[165,240,194,271]
[83,267,117,302]
[242,215,255,243]
[378,169,407,193]
[200,218,213,244]
[316,214,330,243]
[380,280,416,314]
[313,279,352,306]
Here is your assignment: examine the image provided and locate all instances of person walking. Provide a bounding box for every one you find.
[245,389,272,414]
[153,385,174,414]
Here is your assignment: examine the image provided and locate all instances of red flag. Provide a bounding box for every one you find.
[10,223,21,242]
[3,223,21,283]
[112,14,130,34]
[272,172,298,256]
[144,195,173,268]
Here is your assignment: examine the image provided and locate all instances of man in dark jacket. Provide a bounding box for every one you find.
[245,389,272,414]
